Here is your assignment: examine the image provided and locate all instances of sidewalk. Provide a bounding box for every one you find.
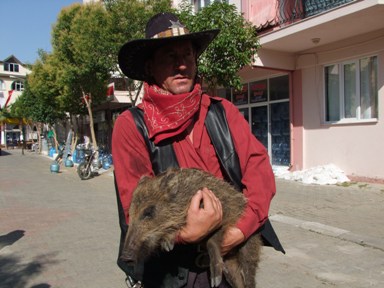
[1,149,384,287]
[258,177,384,288]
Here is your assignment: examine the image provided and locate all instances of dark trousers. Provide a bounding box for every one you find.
[185,271,231,288]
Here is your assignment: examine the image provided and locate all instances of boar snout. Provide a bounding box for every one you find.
[121,230,141,264]
[119,246,137,263]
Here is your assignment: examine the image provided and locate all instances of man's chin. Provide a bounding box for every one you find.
[169,83,194,95]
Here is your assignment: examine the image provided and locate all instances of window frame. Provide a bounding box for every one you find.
[4,62,19,72]
[11,80,24,91]
[323,55,378,124]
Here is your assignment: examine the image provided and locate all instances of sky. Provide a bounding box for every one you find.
[1,0,83,64]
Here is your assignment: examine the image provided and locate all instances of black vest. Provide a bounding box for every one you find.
[115,100,284,286]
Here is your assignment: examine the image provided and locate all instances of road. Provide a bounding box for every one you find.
[1,149,383,287]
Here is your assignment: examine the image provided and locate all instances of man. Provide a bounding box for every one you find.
[113,12,282,288]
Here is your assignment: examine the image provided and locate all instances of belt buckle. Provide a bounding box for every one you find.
[194,244,210,268]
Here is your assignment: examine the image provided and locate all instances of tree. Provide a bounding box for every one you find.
[178,1,260,92]
[104,0,173,105]
[51,3,115,150]
[17,50,68,152]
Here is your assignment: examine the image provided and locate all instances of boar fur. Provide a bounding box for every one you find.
[121,168,262,288]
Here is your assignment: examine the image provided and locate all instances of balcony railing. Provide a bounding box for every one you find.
[303,0,355,17]
[257,0,355,31]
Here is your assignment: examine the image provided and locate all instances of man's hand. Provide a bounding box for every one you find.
[178,188,223,243]
[221,226,245,256]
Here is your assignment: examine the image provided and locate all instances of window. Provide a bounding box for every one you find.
[0,80,5,90]
[250,80,267,103]
[11,81,24,91]
[4,62,19,72]
[270,75,289,101]
[325,56,378,122]
[233,83,248,105]
[216,87,231,101]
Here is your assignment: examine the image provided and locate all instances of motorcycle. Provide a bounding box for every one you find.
[77,147,102,180]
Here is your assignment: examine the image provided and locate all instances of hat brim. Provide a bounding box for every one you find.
[118,29,220,81]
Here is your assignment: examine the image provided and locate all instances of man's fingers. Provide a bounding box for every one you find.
[200,187,223,220]
[189,189,203,211]
[201,188,219,205]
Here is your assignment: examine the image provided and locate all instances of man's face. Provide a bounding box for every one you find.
[148,40,197,95]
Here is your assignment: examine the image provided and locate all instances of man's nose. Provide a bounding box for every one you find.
[174,56,187,70]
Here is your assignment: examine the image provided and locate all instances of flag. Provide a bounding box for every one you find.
[4,90,13,108]
[107,83,114,100]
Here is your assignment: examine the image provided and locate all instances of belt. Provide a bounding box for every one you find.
[194,244,210,269]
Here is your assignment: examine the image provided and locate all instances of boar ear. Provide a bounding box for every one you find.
[160,171,179,199]
[138,175,150,184]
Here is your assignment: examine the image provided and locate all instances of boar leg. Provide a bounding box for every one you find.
[240,235,261,288]
[222,256,245,288]
[206,236,225,287]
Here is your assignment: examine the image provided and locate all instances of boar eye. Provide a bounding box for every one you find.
[140,205,155,220]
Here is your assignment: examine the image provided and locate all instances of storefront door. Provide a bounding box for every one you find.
[223,74,291,167]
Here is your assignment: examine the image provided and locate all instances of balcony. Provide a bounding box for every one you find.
[256,0,355,32]
[304,0,355,17]
[253,0,384,54]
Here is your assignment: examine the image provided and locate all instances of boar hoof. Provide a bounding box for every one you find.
[211,274,222,288]
[210,260,224,287]
[161,239,174,252]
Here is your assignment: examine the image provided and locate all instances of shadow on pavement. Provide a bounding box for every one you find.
[0,230,58,287]
[0,150,12,156]
[0,230,25,249]
[0,253,58,288]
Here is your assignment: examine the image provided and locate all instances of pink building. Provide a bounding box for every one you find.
[213,0,384,180]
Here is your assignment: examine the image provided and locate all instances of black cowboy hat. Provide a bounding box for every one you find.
[118,12,220,81]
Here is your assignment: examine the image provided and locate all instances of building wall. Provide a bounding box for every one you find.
[0,56,32,146]
[0,57,30,108]
[299,32,384,179]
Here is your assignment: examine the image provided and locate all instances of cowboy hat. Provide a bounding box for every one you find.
[118,12,220,81]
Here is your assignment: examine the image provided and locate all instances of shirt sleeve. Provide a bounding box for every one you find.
[219,98,276,239]
[112,110,153,224]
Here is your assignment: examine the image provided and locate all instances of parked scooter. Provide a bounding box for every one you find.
[77,147,102,180]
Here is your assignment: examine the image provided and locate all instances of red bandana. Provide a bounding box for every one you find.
[141,83,202,144]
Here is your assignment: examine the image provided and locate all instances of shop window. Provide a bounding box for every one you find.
[251,106,268,149]
[233,83,248,105]
[270,102,290,166]
[216,87,232,101]
[250,79,268,103]
[269,75,289,101]
[239,107,249,122]
[325,55,378,122]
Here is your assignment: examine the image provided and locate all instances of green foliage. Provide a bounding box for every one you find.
[178,1,260,91]
[104,0,174,75]
[16,51,66,125]
[51,4,82,64]
[52,3,115,110]
[0,107,11,122]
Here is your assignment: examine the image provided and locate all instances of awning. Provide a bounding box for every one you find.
[1,118,31,125]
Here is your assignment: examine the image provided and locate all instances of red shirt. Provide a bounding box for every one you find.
[112,94,276,239]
